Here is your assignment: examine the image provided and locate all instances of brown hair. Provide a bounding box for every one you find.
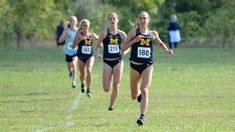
[107,12,119,20]
[129,11,151,28]
[138,11,150,20]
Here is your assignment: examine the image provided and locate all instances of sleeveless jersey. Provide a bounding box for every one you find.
[130,29,154,64]
[103,29,122,59]
[65,27,78,56]
[77,34,93,57]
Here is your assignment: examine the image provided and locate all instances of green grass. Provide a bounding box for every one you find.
[0,47,235,132]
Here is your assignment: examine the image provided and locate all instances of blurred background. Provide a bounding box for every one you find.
[0,0,234,48]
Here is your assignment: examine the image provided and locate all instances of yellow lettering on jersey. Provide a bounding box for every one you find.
[84,39,91,45]
[109,38,118,45]
[140,38,150,46]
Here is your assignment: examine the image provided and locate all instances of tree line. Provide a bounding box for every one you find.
[0,0,234,48]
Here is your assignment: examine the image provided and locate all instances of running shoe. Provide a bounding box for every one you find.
[69,71,72,78]
[108,107,113,111]
[81,83,85,93]
[72,82,76,88]
[136,115,144,126]
[86,89,91,98]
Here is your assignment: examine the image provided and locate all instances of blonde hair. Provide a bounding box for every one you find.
[78,19,90,31]
[129,20,137,28]
[80,19,90,26]
[171,14,177,22]
[67,16,78,27]
[69,16,78,22]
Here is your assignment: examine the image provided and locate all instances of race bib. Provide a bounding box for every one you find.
[68,42,75,50]
[137,47,151,58]
[108,45,119,54]
[82,46,92,54]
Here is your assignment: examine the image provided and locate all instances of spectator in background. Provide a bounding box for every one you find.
[56,20,66,45]
[168,14,181,48]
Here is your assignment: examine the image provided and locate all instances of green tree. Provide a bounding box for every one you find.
[0,0,14,47]
[71,0,104,32]
[158,0,233,47]
[204,1,235,47]
[1,0,233,48]
[0,0,66,47]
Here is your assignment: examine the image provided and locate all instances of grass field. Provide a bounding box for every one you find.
[0,47,235,132]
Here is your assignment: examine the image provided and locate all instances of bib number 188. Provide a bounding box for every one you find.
[137,47,150,58]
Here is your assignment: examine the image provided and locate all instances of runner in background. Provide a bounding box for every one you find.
[59,16,79,88]
[72,19,99,97]
[96,12,127,111]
